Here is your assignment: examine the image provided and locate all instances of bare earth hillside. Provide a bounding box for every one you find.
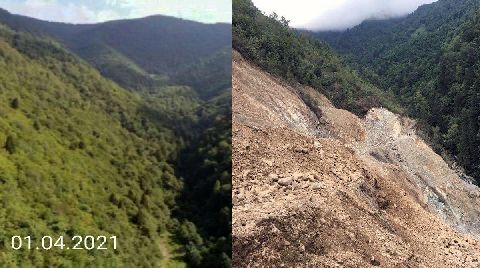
[232,50,480,267]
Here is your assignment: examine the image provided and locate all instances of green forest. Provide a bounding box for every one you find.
[0,7,232,94]
[0,8,231,268]
[315,0,480,182]
[233,0,403,116]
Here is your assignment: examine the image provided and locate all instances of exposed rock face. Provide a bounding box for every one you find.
[232,50,480,268]
[357,108,480,234]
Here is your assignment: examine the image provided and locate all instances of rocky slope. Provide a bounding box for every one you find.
[232,50,480,267]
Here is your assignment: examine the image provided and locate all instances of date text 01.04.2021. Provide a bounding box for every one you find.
[10,236,117,250]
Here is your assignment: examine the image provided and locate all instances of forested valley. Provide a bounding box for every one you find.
[0,8,231,268]
[314,0,480,183]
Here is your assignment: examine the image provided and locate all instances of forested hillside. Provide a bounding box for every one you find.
[0,8,232,96]
[171,48,232,99]
[232,0,403,116]
[0,11,231,268]
[314,0,480,181]
[0,25,182,267]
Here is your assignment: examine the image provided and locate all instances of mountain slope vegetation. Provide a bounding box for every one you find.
[176,91,232,267]
[171,48,232,99]
[0,8,232,96]
[0,14,232,268]
[0,24,182,267]
[314,0,480,181]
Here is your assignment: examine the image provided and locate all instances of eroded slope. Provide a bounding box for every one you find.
[232,50,480,267]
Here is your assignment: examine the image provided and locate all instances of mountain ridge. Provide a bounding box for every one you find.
[0,7,230,26]
[0,7,232,96]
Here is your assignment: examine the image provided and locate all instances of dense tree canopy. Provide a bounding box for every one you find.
[0,16,232,267]
[0,25,181,267]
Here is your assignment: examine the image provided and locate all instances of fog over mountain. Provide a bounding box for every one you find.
[0,0,231,24]
[252,0,438,31]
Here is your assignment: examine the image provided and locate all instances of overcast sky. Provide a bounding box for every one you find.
[252,0,438,31]
[0,0,231,24]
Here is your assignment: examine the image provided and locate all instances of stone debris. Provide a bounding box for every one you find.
[232,51,480,268]
[278,177,293,186]
[269,173,279,182]
[311,183,323,190]
[294,146,309,154]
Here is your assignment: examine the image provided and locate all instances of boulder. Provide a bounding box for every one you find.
[278,177,293,186]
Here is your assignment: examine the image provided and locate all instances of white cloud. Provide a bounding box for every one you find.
[121,0,231,23]
[0,0,231,24]
[3,0,99,24]
[96,9,122,23]
[252,0,437,31]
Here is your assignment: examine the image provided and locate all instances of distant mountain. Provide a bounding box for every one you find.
[0,8,232,96]
[314,0,479,83]
[314,0,480,180]
[172,47,232,99]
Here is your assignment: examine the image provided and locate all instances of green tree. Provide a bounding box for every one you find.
[4,135,16,154]
[10,97,19,109]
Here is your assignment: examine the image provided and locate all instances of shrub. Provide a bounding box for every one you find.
[4,135,16,154]
[10,98,19,109]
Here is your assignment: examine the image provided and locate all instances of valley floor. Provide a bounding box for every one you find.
[232,50,480,267]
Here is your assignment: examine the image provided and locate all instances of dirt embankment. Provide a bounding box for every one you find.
[232,50,480,268]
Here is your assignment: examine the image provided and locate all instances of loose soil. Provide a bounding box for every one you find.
[232,50,480,268]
